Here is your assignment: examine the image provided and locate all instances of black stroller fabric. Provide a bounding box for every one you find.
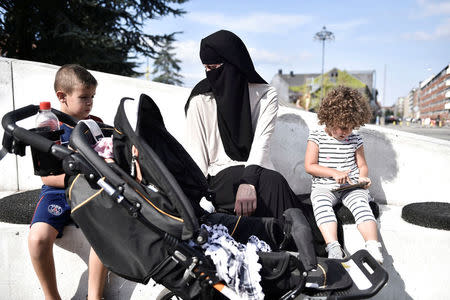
[68,122,206,298]
[66,122,184,285]
[113,96,207,217]
[69,174,172,283]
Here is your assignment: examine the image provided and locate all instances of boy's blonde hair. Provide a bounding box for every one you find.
[54,64,97,94]
[318,86,372,129]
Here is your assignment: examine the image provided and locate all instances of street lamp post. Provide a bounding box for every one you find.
[314,26,334,102]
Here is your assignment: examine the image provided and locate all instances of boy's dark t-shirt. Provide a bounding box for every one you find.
[31,115,103,235]
[60,115,103,145]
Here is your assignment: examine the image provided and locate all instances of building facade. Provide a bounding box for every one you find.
[395,96,405,117]
[270,69,320,104]
[271,68,380,120]
[412,88,420,120]
[419,64,450,122]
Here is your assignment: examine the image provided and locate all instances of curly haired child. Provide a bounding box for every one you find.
[304,86,383,264]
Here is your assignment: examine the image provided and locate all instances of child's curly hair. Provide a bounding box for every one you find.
[318,86,372,129]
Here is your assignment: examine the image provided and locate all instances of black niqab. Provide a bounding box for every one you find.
[185,30,267,161]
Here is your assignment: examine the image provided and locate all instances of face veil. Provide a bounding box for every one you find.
[185,30,267,161]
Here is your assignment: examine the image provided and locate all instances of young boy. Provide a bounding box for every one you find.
[28,64,107,300]
[304,86,383,264]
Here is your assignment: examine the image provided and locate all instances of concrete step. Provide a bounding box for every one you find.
[1,202,449,299]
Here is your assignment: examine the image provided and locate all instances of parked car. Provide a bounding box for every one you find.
[385,115,399,124]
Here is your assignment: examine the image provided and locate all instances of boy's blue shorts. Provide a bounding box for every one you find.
[30,186,72,238]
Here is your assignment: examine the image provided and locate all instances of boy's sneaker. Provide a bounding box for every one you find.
[365,240,384,264]
[326,241,345,259]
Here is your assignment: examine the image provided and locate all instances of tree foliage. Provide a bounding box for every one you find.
[151,38,183,86]
[384,109,394,117]
[0,0,187,77]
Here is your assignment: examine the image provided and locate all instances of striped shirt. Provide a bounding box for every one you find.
[308,128,363,190]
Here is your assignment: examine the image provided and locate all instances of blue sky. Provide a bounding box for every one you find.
[141,0,450,106]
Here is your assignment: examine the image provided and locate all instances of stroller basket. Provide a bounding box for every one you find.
[29,127,65,175]
[1,96,388,300]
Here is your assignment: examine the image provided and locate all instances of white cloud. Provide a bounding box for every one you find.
[314,19,369,42]
[171,40,203,87]
[403,18,450,40]
[417,0,450,16]
[178,70,205,88]
[173,40,200,65]
[249,47,313,65]
[298,51,314,60]
[248,47,288,64]
[329,19,369,31]
[187,12,313,33]
[355,35,380,42]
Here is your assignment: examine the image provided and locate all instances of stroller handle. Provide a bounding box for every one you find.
[2,104,78,133]
[2,105,77,157]
[2,105,53,154]
[2,105,38,132]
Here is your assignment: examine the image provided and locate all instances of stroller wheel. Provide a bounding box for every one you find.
[156,287,181,300]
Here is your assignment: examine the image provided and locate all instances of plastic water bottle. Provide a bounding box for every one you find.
[35,101,61,144]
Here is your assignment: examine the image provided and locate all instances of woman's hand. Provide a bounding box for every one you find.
[358,176,371,188]
[234,183,257,216]
[332,170,352,184]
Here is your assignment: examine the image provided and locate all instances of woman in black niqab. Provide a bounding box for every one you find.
[185,30,266,162]
[185,30,306,220]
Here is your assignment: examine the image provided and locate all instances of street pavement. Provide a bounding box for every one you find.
[382,123,450,141]
[281,103,450,141]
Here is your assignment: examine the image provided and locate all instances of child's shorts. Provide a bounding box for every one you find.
[30,186,72,237]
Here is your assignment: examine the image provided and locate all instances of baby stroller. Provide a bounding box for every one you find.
[1,94,388,299]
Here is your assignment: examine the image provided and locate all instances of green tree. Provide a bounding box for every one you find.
[0,0,187,77]
[151,39,183,85]
[384,109,394,117]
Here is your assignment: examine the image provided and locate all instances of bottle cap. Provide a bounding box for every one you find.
[39,102,51,110]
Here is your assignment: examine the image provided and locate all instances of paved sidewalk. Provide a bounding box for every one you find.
[344,204,450,300]
[382,124,450,141]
